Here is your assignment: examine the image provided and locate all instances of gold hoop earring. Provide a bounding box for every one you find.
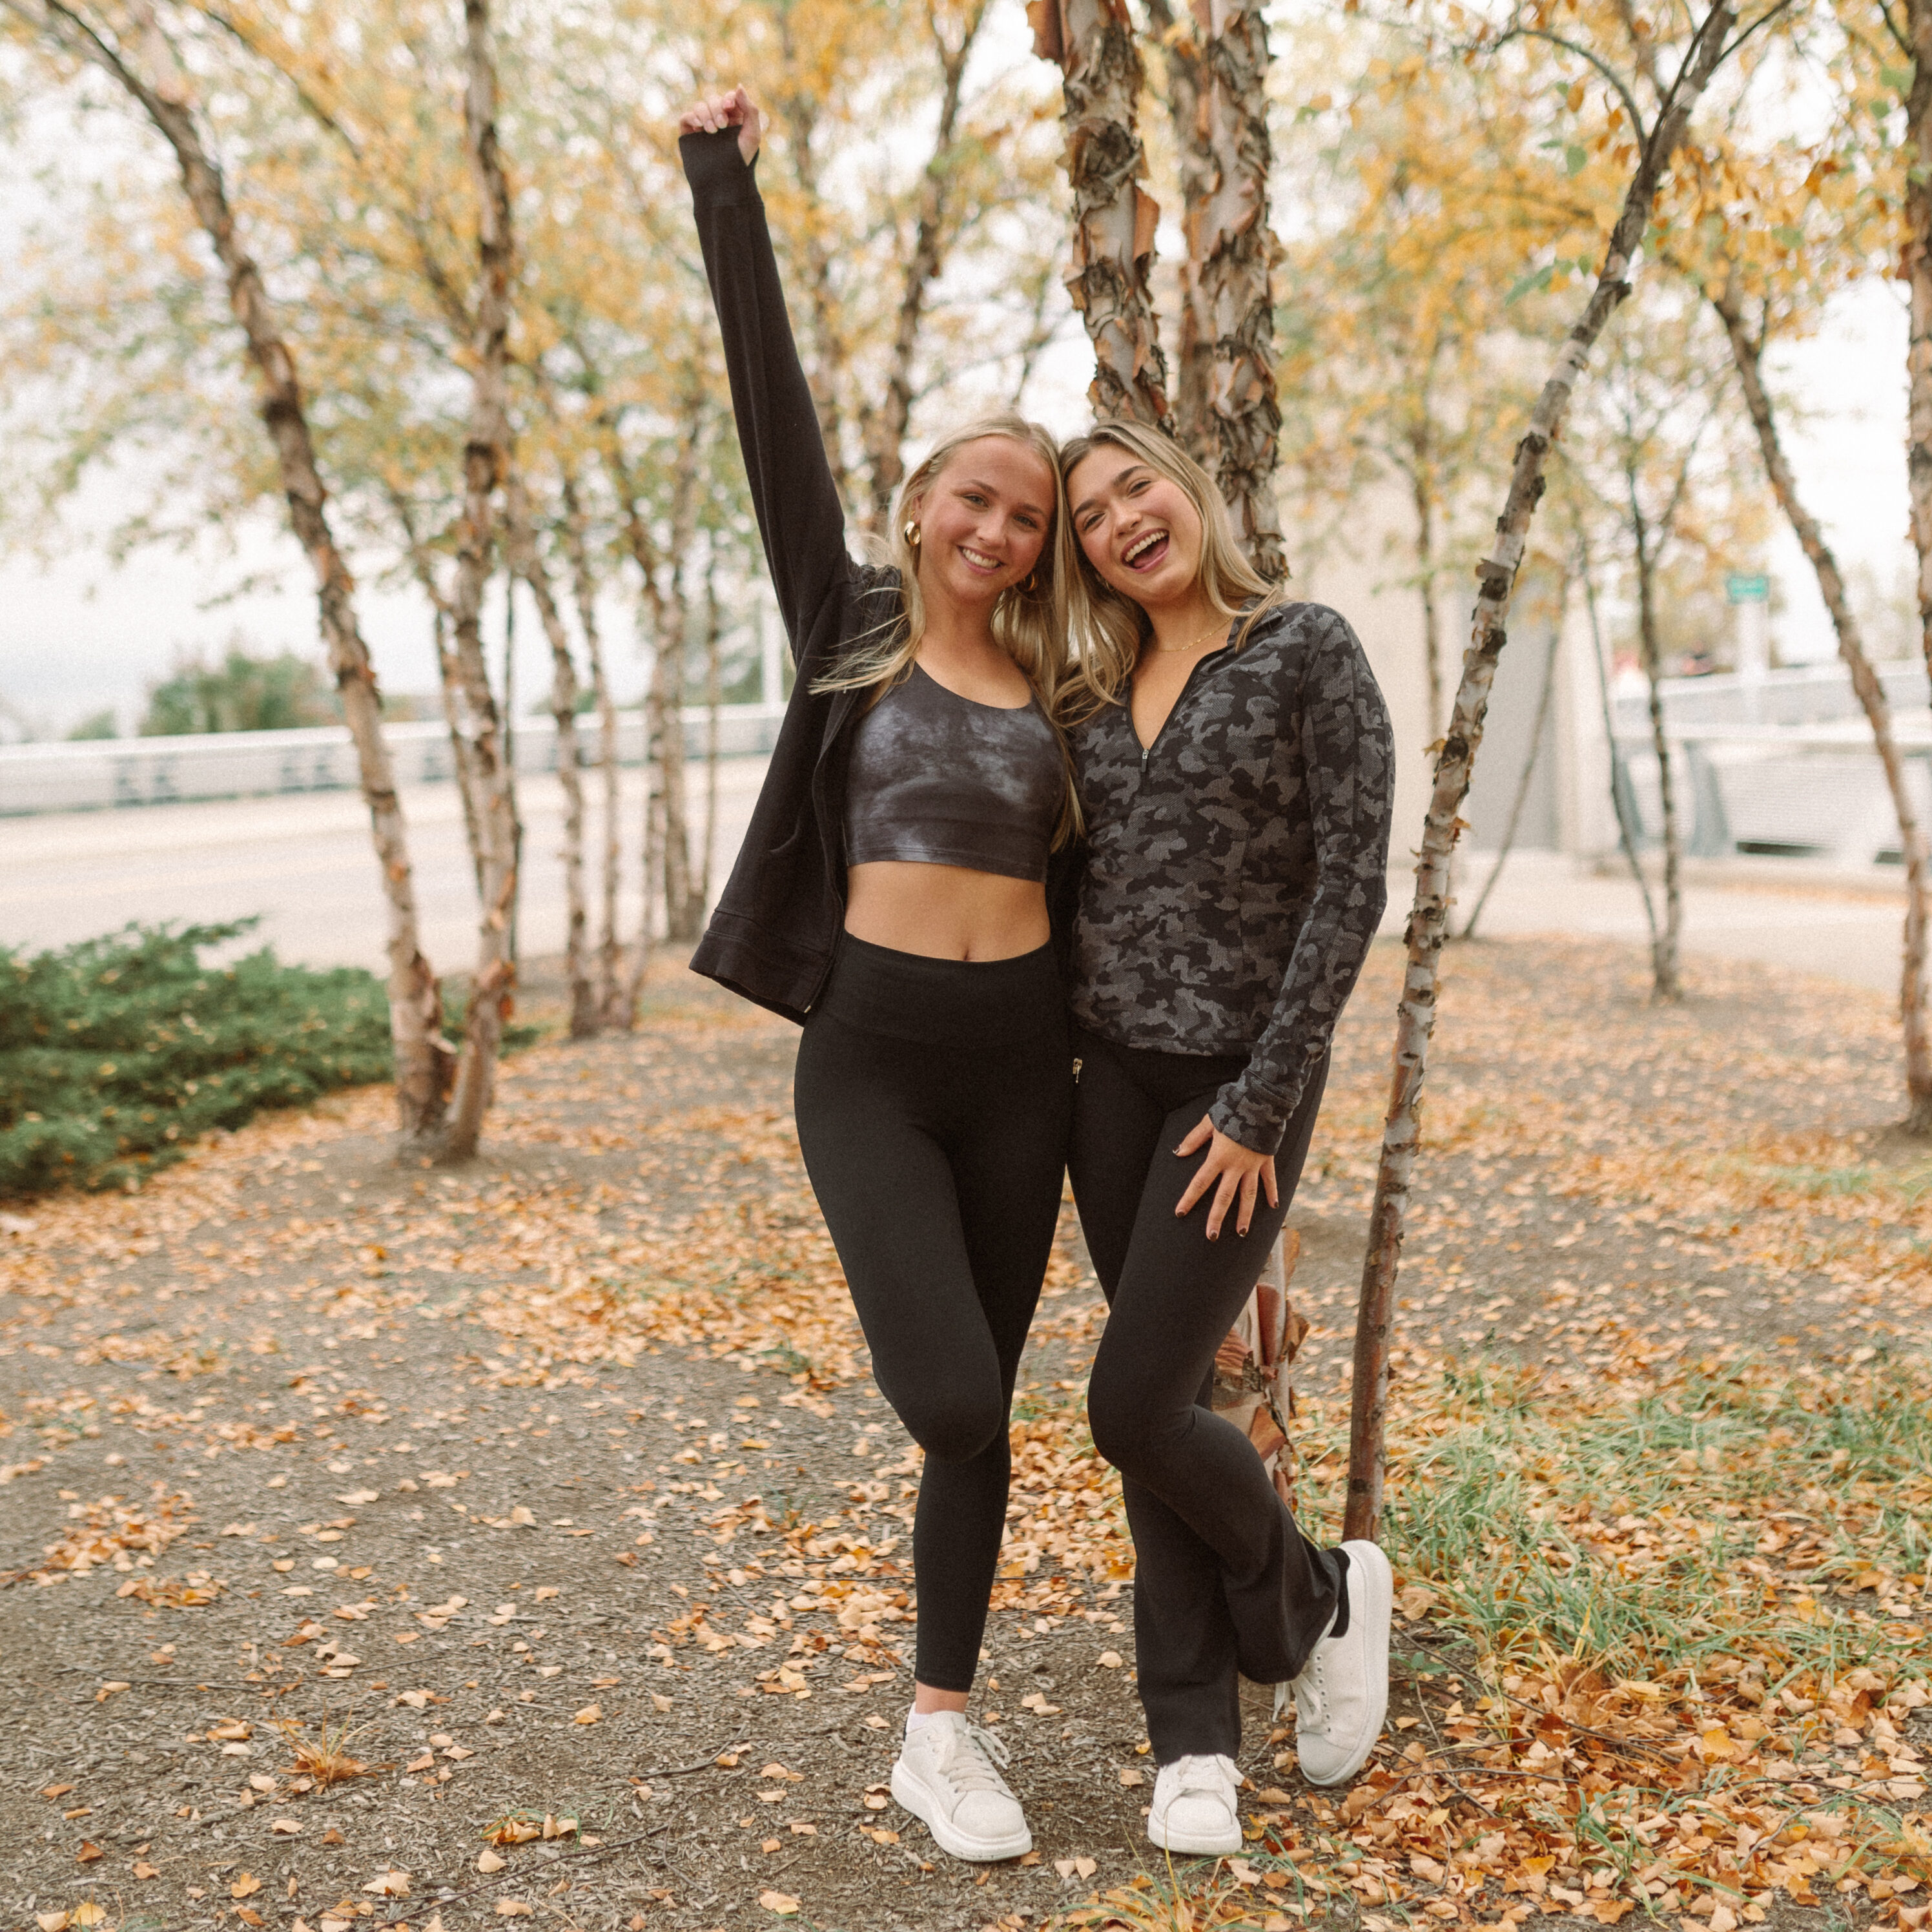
[903,520,921,550]
[1020,566,1041,595]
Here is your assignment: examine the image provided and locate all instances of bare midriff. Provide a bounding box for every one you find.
[843,861,1050,961]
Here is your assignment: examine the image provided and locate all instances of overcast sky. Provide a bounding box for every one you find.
[0,34,1912,741]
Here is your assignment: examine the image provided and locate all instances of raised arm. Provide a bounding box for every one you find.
[678,88,853,663]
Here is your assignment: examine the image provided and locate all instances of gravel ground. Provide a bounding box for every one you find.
[2,935,1922,1932]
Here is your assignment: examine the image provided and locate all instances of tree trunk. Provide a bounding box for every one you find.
[1184,0,1284,577]
[1460,579,1565,940]
[556,462,622,1035]
[441,0,520,1162]
[1343,0,1737,1544]
[1144,0,1212,452]
[504,471,595,1038]
[1907,0,1932,889]
[389,488,486,899]
[606,418,703,984]
[1574,512,1661,945]
[1029,0,1173,429]
[1630,490,1684,1000]
[1712,281,1932,1129]
[37,0,453,1140]
[862,0,991,528]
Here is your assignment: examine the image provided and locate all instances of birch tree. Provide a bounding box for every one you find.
[6,0,455,1143]
[1706,269,1932,1127]
[1346,0,1748,1543]
[503,469,593,1037]
[440,0,520,1162]
[1028,0,1173,429]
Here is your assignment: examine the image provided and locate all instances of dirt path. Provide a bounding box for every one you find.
[3,938,1924,1932]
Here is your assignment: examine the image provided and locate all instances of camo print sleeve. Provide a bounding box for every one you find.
[1068,602,1395,1155]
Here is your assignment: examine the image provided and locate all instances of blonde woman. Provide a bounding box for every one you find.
[1058,420,1396,1852]
[677,87,1078,1864]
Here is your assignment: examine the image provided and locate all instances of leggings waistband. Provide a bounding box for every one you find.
[812,932,1065,1047]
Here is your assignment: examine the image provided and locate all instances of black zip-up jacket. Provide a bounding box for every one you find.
[1067,601,1395,1153]
[682,128,1079,1017]
[681,129,896,1020]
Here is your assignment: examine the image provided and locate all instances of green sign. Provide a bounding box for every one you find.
[1726,572,1771,604]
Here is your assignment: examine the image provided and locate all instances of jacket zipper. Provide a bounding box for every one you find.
[1133,643,1228,786]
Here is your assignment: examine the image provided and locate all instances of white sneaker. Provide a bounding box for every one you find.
[890,1714,1031,1862]
[1277,1538,1393,1786]
[1146,1752,1244,1856]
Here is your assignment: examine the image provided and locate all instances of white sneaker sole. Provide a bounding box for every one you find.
[1146,1811,1242,1857]
[1302,1537,1394,1787]
[890,1760,1033,1862]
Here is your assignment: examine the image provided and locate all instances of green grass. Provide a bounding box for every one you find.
[1373,1355,1932,1683]
[0,921,395,1195]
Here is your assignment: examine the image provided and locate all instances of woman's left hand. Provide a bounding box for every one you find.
[1174,1115,1278,1240]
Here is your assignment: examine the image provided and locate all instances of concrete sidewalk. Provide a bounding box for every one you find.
[1422,847,1902,994]
[2,766,1904,995]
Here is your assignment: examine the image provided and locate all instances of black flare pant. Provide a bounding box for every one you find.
[1069,1026,1344,1762]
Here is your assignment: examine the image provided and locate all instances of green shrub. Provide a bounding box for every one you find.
[0,921,392,1196]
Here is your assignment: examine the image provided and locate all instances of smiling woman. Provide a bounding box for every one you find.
[1054,417,1399,1855]
[676,83,1078,1869]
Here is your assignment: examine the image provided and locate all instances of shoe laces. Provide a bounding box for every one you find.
[1293,1650,1331,1733]
[930,1720,1014,1796]
[1163,1752,1239,1805]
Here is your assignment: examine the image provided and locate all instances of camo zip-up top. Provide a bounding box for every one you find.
[1067,600,1395,1154]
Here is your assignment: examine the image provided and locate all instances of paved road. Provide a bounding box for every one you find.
[3,761,764,972]
[3,762,1904,994]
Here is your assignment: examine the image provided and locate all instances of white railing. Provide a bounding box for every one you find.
[0,705,788,817]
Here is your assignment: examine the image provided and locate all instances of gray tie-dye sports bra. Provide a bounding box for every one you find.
[843,662,1064,884]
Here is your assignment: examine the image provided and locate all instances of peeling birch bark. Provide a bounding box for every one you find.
[34,0,453,1141]
[1209,1231,1308,1508]
[1712,282,1932,1130]
[442,0,521,1162]
[504,472,594,1040]
[1344,2,1738,1543]
[1184,0,1284,578]
[1144,0,1212,451]
[1029,0,1173,429]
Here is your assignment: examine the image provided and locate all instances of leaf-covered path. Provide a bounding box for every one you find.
[3,939,1928,1932]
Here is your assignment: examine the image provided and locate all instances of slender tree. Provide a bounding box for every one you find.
[503,469,594,1037]
[553,449,624,1033]
[13,0,454,1140]
[1346,0,1742,1543]
[442,0,521,1161]
[1709,274,1932,1128]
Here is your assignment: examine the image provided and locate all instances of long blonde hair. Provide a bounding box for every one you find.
[1056,420,1289,721]
[813,412,1078,708]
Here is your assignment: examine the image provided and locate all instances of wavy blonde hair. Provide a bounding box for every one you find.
[1056,419,1289,721]
[813,412,1078,710]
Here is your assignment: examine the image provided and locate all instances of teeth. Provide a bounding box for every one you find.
[1124,531,1166,563]
[960,547,1000,568]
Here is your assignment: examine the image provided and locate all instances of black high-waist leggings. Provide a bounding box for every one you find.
[1069,1026,1345,1762]
[792,934,1071,1692]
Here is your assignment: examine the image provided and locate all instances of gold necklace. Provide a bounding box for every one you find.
[1148,616,1228,655]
